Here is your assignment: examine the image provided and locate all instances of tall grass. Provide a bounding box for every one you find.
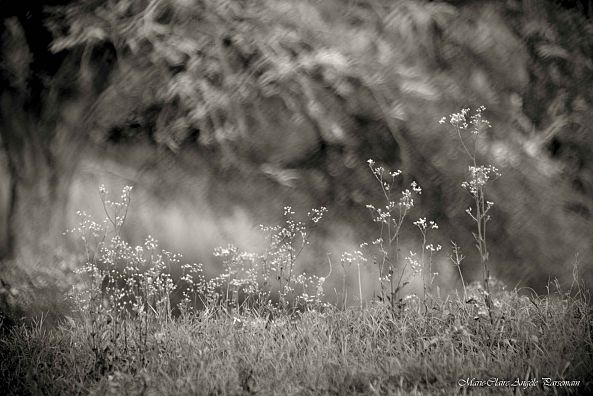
[1,286,591,395]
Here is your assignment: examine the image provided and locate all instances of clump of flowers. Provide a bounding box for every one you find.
[67,184,337,379]
[413,217,441,301]
[339,248,367,309]
[181,204,330,314]
[69,185,334,373]
[440,106,500,323]
[259,205,329,310]
[365,159,423,308]
[69,185,179,370]
[179,261,206,315]
[182,204,332,315]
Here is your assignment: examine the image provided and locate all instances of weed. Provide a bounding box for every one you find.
[440,106,500,323]
[365,160,422,308]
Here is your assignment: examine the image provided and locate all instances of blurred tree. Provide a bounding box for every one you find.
[0,1,117,259]
[506,0,593,218]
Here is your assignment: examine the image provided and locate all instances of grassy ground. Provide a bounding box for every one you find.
[1,285,592,395]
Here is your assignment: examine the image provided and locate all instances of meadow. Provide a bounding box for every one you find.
[1,288,591,395]
[1,109,592,395]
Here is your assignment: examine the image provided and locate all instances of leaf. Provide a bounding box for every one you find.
[536,44,570,60]
[393,281,409,295]
[400,79,440,101]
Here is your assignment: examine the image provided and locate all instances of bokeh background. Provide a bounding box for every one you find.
[1,0,593,318]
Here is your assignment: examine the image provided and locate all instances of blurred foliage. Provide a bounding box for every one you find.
[1,0,593,288]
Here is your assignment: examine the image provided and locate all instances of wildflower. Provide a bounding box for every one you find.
[447,107,470,129]
[406,251,422,274]
[308,206,328,223]
[121,185,133,200]
[469,106,491,135]
[144,235,158,250]
[426,244,442,252]
[399,190,414,209]
[413,218,438,231]
[462,165,501,195]
[413,217,427,229]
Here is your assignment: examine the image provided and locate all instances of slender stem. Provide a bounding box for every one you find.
[456,125,475,164]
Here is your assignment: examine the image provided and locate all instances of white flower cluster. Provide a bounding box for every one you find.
[439,106,490,135]
[406,251,422,275]
[461,165,501,196]
[413,217,439,231]
[426,244,442,252]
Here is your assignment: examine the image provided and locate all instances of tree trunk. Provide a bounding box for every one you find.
[0,92,77,261]
[0,10,101,263]
[6,167,72,260]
